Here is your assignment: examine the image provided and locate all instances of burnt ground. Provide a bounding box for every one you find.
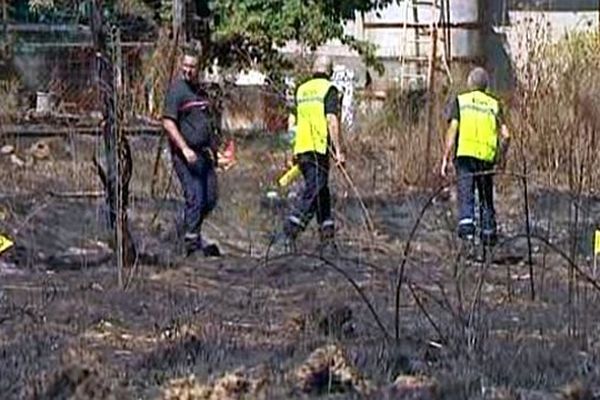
[1,134,600,399]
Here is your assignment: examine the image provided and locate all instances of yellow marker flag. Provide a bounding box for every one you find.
[595,230,600,255]
[0,234,14,255]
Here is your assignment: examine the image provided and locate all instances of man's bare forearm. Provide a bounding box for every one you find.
[442,120,459,161]
[327,114,342,157]
[162,118,190,153]
[500,124,510,141]
[498,123,511,163]
[500,124,510,150]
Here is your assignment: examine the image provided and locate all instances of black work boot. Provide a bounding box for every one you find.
[184,233,222,257]
[184,233,202,257]
[319,220,335,243]
[481,230,498,247]
[202,243,222,257]
[457,222,477,260]
[457,222,476,242]
[318,220,338,256]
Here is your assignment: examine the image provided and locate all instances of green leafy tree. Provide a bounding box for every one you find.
[207,0,392,75]
[24,0,393,74]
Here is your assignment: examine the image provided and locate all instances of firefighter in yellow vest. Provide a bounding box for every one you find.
[279,55,344,247]
[441,67,510,246]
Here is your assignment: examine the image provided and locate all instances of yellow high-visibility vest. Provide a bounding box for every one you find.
[294,78,333,155]
[456,90,500,163]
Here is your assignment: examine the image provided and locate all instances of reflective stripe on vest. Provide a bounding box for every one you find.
[456,90,500,163]
[294,78,332,155]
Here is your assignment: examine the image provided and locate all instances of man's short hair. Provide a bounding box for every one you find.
[467,67,489,90]
[312,55,332,75]
[182,43,202,60]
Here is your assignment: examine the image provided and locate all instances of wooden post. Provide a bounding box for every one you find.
[424,25,438,182]
[91,0,136,289]
[150,28,181,198]
[594,230,600,284]
[173,0,185,40]
[2,0,8,42]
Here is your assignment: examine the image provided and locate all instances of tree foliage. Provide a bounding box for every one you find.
[207,0,394,74]
[22,0,396,74]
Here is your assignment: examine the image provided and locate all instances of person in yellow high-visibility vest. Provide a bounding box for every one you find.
[441,67,510,246]
[277,54,344,247]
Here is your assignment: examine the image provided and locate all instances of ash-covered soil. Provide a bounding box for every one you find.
[1,134,600,399]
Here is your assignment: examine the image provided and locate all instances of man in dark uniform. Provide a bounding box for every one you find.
[278,55,344,248]
[162,47,222,257]
[441,67,510,246]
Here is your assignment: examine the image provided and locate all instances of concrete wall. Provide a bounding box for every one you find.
[294,1,600,93]
[506,0,598,12]
[486,6,599,91]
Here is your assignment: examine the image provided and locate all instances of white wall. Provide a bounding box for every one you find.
[278,6,599,91]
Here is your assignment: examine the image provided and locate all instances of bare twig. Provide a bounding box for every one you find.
[261,251,391,340]
[407,282,448,345]
[494,234,600,293]
[521,164,536,301]
[150,28,180,198]
[395,183,449,340]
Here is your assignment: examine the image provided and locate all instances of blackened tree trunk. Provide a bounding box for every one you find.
[91,0,137,288]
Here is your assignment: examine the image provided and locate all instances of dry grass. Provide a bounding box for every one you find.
[511,29,600,190]
[349,28,600,193]
[0,78,21,125]
[130,28,181,119]
[3,22,600,400]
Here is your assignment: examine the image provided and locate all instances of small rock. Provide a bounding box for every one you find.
[293,345,372,395]
[265,190,279,200]
[162,367,269,400]
[0,261,23,276]
[90,282,104,292]
[387,375,439,400]
[10,154,25,167]
[210,370,251,400]
[559,381,593,400]
[284,312,306,333]
[89,111,103,120]
[27,140,51,160]
[518,390,560,400]
[316,304,354,338]
[0,144,14,155]
[482,386,519,399]
[163,375,212,399]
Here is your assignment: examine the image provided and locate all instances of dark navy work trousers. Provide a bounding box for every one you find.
[172,149,218,238]
[455,156,496,239]
[285,152,333,236]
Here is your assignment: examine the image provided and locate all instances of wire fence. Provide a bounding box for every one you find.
[3,41,157,119]
[0,1,163,125]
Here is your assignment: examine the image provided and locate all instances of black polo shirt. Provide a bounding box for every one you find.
[163,77,215,151]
